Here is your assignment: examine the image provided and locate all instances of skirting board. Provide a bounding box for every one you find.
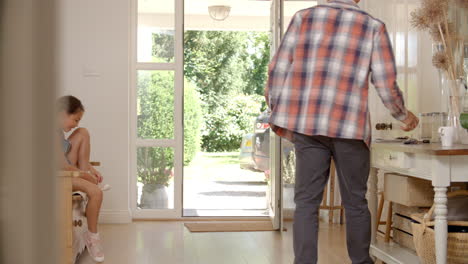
[99,210,132,224]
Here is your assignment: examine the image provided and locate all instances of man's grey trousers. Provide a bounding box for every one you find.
[292,133,374,264]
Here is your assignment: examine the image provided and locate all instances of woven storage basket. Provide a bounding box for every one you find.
[411,190,468,264]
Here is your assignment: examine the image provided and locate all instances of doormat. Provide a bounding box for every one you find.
[184,221,276,232]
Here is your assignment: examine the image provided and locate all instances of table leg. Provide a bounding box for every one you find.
[368,167,379,244]
[434,186,448,264]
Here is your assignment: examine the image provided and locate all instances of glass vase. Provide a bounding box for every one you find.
[444,79,468,144]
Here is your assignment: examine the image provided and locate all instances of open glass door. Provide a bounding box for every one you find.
[268,0,284,230]
[268,0,320,229]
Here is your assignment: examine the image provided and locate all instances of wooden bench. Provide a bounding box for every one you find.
[57,162,100,264]
[57,170,80,264]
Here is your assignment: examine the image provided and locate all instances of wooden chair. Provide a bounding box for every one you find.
[376,191,393,243]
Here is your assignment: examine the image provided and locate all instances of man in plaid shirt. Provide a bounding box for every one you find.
[265,0,419,263]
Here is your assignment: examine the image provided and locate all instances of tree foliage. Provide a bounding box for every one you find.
[183,31,270,151]
[184,80,203,164]
[242,33,271,96]
[147,30,271,153]
[201,94,264,152]
[152,30,175,62]
[184,31,270,98]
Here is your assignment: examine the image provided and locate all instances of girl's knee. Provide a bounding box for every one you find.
[68,127,90,144]
[89,187,103,201]
[75,127,90,140]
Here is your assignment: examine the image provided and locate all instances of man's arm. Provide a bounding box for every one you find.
[370,24,418,131]
[265,11,302,110]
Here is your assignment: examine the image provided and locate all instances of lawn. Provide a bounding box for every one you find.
[184,151,266,182]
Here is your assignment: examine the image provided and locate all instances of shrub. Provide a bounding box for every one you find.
[201,94,263,152]
[184,80,202,165]
[137,71,202,185]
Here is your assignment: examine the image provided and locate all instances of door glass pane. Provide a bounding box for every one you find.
[137,147,175,209]
[137,70,174,139]
[138,0,175,62]
[282,141,296,211]
[282,0,317,216]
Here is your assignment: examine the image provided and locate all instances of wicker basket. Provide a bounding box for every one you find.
[411,190,468,264]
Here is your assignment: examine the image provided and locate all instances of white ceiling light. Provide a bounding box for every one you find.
[208,5,231,21]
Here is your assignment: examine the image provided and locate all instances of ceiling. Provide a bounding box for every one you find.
[138,0,317,17]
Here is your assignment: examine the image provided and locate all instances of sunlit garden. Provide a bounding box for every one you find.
[136,30,272,215]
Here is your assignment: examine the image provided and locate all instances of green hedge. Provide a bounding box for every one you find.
[137,71,202,185]
[184,80,202,165]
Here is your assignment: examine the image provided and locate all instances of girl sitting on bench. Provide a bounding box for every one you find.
[58,95,106,263]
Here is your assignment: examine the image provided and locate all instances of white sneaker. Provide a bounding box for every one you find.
[85,232,105,262]
[99,183,111,191]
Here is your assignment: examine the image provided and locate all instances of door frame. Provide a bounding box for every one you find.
[129,0,287,220]
[130,0,184,219]
[268,0,284,230]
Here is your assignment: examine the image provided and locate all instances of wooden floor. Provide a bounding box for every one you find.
[76,220,351,264]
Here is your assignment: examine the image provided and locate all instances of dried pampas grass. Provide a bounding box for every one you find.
[422,0,449,24]
[454,0,468,9]
[412,0,466,121]
[429,22,455,43]
[433,51,450,71]
[411,0,465,80]
[410,0,450,30]
[410,9,431,30]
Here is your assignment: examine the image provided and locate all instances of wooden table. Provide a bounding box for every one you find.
[369,142,468,264]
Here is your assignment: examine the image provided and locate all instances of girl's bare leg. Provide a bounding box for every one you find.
[72,177,103,233]
[67,128,91,171]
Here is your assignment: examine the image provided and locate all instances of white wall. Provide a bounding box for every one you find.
[58,0,132,223]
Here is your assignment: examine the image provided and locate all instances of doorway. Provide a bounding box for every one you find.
[182,0,273,217]
[131,0,317,222]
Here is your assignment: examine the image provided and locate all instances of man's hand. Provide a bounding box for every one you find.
[401,111,419,132]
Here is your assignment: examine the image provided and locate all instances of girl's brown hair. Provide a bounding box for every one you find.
[57,95,85,114]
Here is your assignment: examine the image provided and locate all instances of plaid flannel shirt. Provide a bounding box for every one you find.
[265,0,408,146]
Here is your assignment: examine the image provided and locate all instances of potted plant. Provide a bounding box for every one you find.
[136,71,202,209]
[137,147,174,209]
